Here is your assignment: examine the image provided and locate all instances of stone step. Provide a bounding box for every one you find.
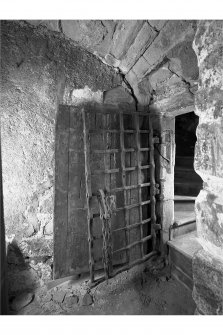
[168,231,202,291]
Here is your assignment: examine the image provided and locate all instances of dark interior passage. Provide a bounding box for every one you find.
[174,112,202,197]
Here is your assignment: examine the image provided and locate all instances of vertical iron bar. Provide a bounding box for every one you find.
[149,116,157,251]
[82,109,94,283]
[135,113,144,258]
[103,113,113,278]
[119,112,130,264]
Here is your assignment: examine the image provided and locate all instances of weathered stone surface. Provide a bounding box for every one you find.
[11,292,34,311]
[110,20,145,60]
[195,122,223,179]
[192,249,223,314]
[150,86,194,116]
[61,20,107,50]
[168,41,199,83]
[148,20,167,31]
[103,86,135,105]
[143,20,197,73]
[192,21,223,255]
[63,294,79,308]
[132,77,153,106]
[104,54,121,68]
[1,20,121,244]
[125,69,138,89]
[195,190,223,257]
[119,22,157,73]
[81,292,94,306]
[26,20,60,32]
[148,65,172,90]
[53,290,66,303]
[130,56,150,80]
[191,20,223,315]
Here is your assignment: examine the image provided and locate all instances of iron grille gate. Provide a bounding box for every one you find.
[80,105,160,285]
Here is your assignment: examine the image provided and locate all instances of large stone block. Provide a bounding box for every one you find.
[119,22,157,73]
[195,189,223,256]
[110,20,145,60]
[192,248,223,314]
[61,20,107,50]
[26,20,60,32]
[143,20,197,73]
[103,86,135,105]
[167,41,199,82]
[129,56,149,80]
[194,121,223,179]
[148,20,167,31]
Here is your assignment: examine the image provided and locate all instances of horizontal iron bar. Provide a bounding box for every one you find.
[85,109,150,117]
[116,199,150,211]
[111,183,150,193]
[92,168,119,175]
[140,165,150,169]
[123,166,136,172]
[112,218,151,233]
[92,148,150,154]
[89,251,158,287]
[112,251,158,277]
[91,166,148,175]
[113,235,153,254]
[89,129,151,134]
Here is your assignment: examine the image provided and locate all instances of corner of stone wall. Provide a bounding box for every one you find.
[192,20,223,315]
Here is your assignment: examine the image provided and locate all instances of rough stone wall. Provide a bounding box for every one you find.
[0,20,122,295]
[25,20,199,109]
[192,20,223,314]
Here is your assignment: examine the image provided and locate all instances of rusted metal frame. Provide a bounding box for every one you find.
[89,249,158,288]
[112,218,151,233]
[119,111,130,265]
[92,148,137,154]
[140,148,150,151]
[89,129,146,134]
[140,165,150,170]
[91,168,119,175]
[82,110,95,283]
[91,166,137,175]
[113,234,152,255]
[149,116,157,251]
[116,200,150,211]
[84,108,152,117]
[112,250,157,277]
[93,148,151,154]
[102,112,113,280]
[110,182,151,193]
[135,113,144,259]
[89,129,119,134]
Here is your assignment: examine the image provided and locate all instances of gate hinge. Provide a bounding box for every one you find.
[153,136,160,144]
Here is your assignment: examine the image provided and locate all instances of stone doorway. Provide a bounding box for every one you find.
[174,112,203,233]
[168,111,203,292]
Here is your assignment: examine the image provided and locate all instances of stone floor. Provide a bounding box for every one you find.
[10,258,196,315]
